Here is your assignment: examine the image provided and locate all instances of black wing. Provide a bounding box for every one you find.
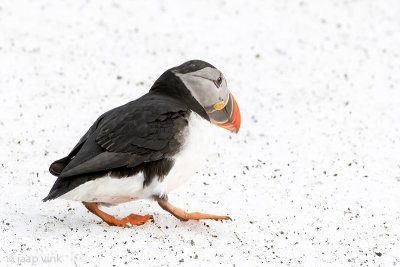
[44,92,189,201]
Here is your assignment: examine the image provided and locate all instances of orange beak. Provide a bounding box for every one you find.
[217,93,241,133]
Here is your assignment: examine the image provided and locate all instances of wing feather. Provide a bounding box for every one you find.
[55,93,189,178]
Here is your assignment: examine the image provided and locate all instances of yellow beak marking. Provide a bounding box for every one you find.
[213,101,225,110]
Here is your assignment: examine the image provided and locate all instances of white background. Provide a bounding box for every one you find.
[1,0,399,266]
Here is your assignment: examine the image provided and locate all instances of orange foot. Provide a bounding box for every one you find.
[156,198,231,221]
[116,214,153,227]
[82,202,152,227]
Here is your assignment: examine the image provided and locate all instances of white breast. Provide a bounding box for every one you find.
[59,113,212,205]
[164,113,211,192]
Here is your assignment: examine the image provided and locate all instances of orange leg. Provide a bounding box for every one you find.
[156,198,231,221]
[82,202,152,227]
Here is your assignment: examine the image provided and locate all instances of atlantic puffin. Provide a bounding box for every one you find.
[44,60,241,227]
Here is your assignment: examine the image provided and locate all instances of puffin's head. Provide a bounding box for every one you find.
[171,60,241,133]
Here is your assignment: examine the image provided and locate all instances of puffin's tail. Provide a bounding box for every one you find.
[43,191,56,202]
[43,156,71,201]
[49,156,70,176]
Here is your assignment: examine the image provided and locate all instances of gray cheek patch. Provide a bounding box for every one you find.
[174,68,229,110]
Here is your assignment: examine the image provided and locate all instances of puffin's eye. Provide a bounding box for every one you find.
[215,74,223,87]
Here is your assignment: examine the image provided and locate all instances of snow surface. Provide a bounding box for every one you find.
[1,0,400,266]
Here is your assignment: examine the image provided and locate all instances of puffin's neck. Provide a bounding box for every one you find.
[150,70,210,121]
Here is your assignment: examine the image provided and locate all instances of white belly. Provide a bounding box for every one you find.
[59,113,211,205]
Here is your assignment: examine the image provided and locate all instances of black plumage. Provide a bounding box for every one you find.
[43,64,210,201]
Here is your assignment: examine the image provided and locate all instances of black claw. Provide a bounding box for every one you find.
[226,216,232,221]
